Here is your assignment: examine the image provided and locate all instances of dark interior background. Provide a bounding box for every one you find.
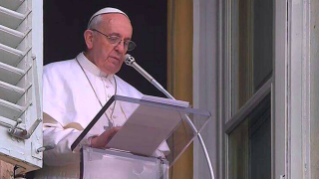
[44,0,167,97]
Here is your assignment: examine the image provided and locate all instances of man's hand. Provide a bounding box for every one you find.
[90,127,121,148]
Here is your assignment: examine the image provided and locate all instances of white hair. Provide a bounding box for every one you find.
[87,15,103,29]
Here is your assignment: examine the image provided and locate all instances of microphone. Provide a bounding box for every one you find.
[124,54,174,99]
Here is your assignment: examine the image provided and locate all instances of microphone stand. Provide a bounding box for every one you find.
[125,54,215,179]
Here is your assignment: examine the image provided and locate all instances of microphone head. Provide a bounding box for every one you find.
[124,54,135,66]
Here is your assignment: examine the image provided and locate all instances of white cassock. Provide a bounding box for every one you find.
[35,53,168,179]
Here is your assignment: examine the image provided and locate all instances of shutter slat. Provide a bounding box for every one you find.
[0,98,23,120]
[0,0,24,11]
[0,6,26,30]
[0,25,25,48]
[0,43,24,67]
[0,116,21,128]
[0,62,25,85]
[0,81,25,103]
[0,1,27,122]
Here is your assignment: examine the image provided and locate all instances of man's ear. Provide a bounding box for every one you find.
[84,30,94,49]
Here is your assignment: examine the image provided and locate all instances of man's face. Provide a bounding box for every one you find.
[88,14,133,74]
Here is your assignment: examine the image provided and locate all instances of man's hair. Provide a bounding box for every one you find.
[87,15,103,30]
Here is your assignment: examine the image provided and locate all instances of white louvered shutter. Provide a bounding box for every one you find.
[0,0,43,172]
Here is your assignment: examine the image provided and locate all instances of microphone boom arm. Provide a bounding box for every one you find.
[124,54,215,179]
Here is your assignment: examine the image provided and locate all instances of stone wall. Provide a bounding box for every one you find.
[0,161,14,179]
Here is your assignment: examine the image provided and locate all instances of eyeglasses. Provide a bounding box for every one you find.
[91,29,136,51]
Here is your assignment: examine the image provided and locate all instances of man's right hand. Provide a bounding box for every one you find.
[90,127,121,148]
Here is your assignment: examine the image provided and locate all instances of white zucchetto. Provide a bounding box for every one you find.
[88,7,128,27]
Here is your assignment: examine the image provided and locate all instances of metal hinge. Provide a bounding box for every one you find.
[9,118,42,139]
[36,144,55,153]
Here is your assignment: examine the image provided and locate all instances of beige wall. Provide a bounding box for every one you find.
[167,0,193,178]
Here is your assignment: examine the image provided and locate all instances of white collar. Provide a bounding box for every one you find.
[76,52,111,78]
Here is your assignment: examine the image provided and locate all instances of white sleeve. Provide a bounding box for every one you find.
[42,64,92,166]
[152,141,170,158]
[42,114,92,166]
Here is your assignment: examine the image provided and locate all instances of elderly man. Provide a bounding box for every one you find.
[34,8,145,178]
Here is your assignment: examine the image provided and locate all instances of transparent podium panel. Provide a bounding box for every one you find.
[72,95,211,177]
[81,146,169,179]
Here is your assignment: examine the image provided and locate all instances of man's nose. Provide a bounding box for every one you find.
[114,40,127,53]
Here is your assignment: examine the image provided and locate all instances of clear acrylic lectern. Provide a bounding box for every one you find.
[71,95,211,179]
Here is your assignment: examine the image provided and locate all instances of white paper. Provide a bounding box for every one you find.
[106,104,182,156]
